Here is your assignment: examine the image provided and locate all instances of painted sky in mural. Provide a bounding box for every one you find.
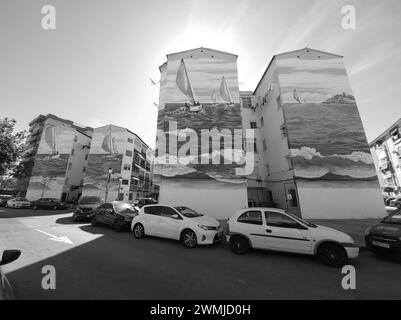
[277,57,377,182]
[156,51,245,184]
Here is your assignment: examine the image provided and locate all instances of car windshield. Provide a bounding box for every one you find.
[382,209,401,225]
[114,202,138,214]
[79,196,101,204]
[174,207,203,218]
[285,211,317,228]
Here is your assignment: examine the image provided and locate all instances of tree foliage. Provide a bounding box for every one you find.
[0,118,27,176]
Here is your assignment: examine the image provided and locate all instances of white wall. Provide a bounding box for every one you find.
[297,180,387,219]
[159,180,247,219]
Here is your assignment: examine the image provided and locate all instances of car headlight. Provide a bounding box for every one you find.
[364,227,372,236]
[198,224,215,231]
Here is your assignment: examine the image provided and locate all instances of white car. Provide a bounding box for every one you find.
[226,208,359,267]
[6,197,31,209]
[131,205,224,248]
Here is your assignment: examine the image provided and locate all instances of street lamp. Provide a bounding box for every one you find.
[117,177,123,201]
[105,168,112,202]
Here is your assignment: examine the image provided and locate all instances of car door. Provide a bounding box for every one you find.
[264,211,312,254]
[102,204,116,225]
[142,206,163,236]
[157,206,182,240]
[235,210,266,249]
[95,203,112,224]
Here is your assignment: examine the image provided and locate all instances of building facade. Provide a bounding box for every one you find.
[155,48,248,219]
[241,48,385,219]
[369,118,401,196]
[24,114,93,201]
[81,125,155,203]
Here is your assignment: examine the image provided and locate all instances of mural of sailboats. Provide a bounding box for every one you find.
[220,76,235,107]
[293,88,305,104]
[101,126,119,154]
[44,125,59,159]
[176,58,202,112]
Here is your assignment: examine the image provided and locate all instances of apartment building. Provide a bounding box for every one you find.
[241,48,385,219]
[82,125,155,203]
[369,118,401,196]
[24,114,93,201]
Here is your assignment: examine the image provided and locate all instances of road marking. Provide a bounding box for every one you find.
[35,229,74,245]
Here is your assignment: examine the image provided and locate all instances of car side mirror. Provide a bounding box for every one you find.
[171,214,180,219]
[0,250,21,266]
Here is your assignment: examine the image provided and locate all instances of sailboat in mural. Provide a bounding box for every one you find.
[220,76,235,107]
[176,58,202,112]
[44,125,59,159]
[102,126,119,154]
[293,89,305,104]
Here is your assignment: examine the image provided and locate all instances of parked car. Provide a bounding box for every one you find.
[0,195,14,207]
[365,209,401,259]
[72,196,103,222]
[30,198,70,210]
[389,197,401,208]
[131,205,224,248]
[135,198,158,208]
[226,208,359,267]
[91,201,138,231]
[0,250,21,300]
[6,197,31,209]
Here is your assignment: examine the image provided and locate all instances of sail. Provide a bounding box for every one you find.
[176,58,195,103]
[211,90,218,103]
[293,89,303,104]
[220,76,233,103]
[44,126,57,154]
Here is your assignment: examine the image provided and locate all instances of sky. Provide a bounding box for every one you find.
[0,0,400,147]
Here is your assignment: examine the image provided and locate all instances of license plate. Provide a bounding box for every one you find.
[372,241,390,249]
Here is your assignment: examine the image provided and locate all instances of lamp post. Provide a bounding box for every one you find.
[117,177,123,201]
[105,168,112,202]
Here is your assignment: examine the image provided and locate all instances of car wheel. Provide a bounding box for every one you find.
[181,229,197,248]
[133,223,145,239]
[113,220,124,232]
[318,243,347,268]
[230,236,250,255]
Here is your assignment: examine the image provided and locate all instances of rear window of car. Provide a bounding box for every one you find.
[237,211,262,225]
[144,206,163,216]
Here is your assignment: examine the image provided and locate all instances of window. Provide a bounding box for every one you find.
[71,149,75,155]
[99,203,113,210]
[123,164,131,171]
[241,97,252,108]
[127,138,133,143]
[262,139,267,152]
[287,188,299,207]
[237,210,262,225]
[280,124,288,138]
[122,179,129,185]
[128,193,133,201]
[144,206,163,216]
[260,117,264,127]
[265,211,300,229]
[68,163,72,170]
[85,154,88,160]
[250,121,257,129]
[161,206,179,218]
[126,150,133,157]
[391,127,401,143]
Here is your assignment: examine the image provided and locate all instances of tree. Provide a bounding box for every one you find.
[0,118,27,177]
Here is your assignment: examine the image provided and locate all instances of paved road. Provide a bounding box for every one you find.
[1,208,400,300]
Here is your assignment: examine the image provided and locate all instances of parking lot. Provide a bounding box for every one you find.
[1,207,401,300]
